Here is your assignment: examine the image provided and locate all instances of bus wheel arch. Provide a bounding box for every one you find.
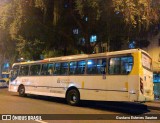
[18,84,26,97]
[66,87,80,106]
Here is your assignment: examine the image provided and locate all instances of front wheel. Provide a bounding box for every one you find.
[18,85,26,97]
[66,89,80,106]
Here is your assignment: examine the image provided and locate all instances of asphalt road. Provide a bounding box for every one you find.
[0,88,160,123]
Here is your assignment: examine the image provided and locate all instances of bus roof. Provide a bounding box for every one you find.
[13,59,49,66]
[107,48,149,56]
[12,49,148,66]
[48,54,89,62]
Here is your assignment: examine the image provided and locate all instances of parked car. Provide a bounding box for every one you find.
[0,79,8,88]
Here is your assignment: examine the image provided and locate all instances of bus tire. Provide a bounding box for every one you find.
[18,85,26,97]
[66,89,80,106]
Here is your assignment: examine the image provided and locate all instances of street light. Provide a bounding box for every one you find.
[17,57,25,62]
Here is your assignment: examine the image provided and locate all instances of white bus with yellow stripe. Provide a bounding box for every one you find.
[9,49,154,105]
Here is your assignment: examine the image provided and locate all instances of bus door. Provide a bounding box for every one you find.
[51,62,69,96]
[28,64,42,93]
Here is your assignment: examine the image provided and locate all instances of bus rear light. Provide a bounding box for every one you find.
[140,78,144,94]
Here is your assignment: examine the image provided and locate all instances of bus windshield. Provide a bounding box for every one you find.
[142,53,152,71]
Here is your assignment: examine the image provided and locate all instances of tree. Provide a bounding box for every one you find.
[0,0,17,65]
[112,0,160,45]
[112,0,159,29]
[0,0,55,60]
[0,0,160,64]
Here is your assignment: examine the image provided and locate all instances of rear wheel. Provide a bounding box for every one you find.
[66,89,80,106]
[18,85,26,97]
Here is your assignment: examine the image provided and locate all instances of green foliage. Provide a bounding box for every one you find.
[35,0,46,9]
[43,50,64,58]
[112,0,159,29]
[0,0,54,61]
[16,36,44,60]
[0,0,160,65]
[75,0,101,20]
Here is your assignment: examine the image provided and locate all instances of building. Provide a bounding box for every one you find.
[143,33,160,72]
[143,33,160,99]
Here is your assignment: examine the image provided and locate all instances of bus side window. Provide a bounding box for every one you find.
[76,60,86,74]
[41,64,48,75]
[109,56,133,75]
[19,65,29,76]
[61,62,69,75]
[30,65,41,76]
[69,61,77,75]
[87,59,97,74]
[121,56,133,74]
[109,57,121,74]
[53,63,61,75]
[86,58,106,75]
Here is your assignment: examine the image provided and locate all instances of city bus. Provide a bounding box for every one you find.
[9,49,154,105]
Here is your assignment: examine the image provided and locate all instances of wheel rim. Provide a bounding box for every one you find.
[72,95,77,102]
[67,90,79,105]
[20,88,24,94]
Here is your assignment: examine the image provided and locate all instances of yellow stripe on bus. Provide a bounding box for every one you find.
[130,52,143,75]
[125,82,128,91]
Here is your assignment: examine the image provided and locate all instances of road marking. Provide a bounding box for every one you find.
[35,120,48,123]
